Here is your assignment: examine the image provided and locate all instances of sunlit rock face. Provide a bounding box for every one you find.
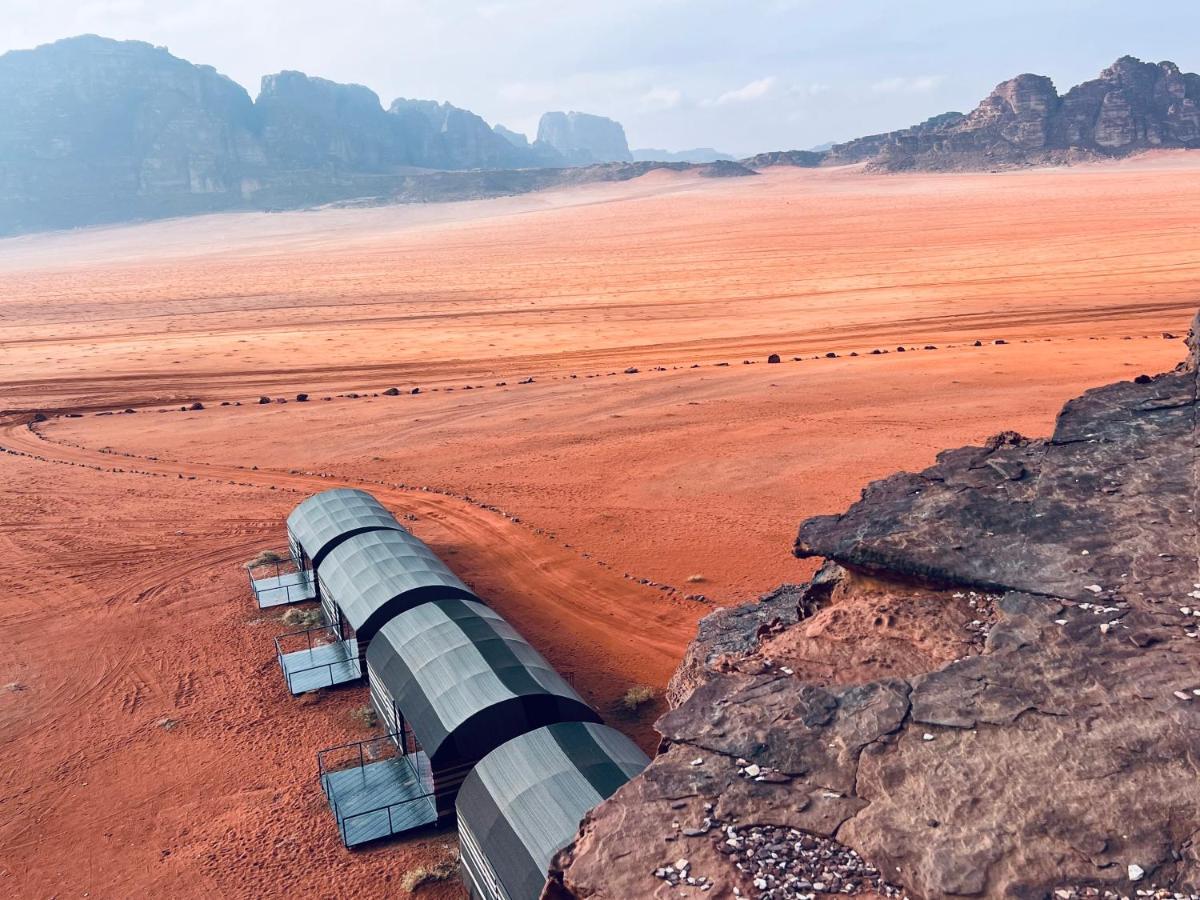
[536,111,633,165]
[822,56,1200,171]
[549,316,1200,899]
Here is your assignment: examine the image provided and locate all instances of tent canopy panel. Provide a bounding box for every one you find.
[285,488,404,569]
[456,722,649,900]
[318,528,481,643]
[366,598,598,769]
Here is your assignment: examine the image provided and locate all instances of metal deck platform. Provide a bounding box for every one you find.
[321,751,437,847]
[279,638,361,695]
[251,569,316,608]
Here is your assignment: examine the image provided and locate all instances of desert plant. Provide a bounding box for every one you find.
[622,684,656,712]
[245,549,285,569]
[686,573,706,583]
[401,858,458,892]
[350,705,378,729]
[280,607,322,628]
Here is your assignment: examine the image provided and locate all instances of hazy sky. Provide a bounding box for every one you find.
[5,0,1200,156]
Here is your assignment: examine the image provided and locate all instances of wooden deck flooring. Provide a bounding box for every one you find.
[321,753,437,847]
[252,570,316,608]
[280,640,361,694]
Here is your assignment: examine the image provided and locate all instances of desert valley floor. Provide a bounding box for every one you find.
[2,154,1200,898]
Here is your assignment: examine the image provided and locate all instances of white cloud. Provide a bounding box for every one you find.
[870,75,944,95]
[709,75,776,106]
[639,85,683,111]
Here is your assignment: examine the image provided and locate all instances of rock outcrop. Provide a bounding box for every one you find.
[388,98,543,170]
[550,315,1200,898]
[536,111,633,164]
[256,71,405,172]
[0,34,263,234]
[824,57,1200,170]
[494,124,531,147]
[740,149,828,169]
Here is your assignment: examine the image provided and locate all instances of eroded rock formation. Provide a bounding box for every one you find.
[0,36,651,234]
[821,57,1200,170]
[550,317,1200,898]
[536,111,633,164]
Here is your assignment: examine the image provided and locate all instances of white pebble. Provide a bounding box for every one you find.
[690,758,704,766]
[1085,584,1103,593]
[923,733,935,741]
[1128,863,1145,881]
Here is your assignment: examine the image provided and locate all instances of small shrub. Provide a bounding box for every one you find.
[686,574,705,583]
[281,607,322,628]
[622,685,656,712]
[245,549,285,569]
[350,705,378,729]
[401,859,458,892]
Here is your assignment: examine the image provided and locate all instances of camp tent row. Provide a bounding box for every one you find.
[255,488,649,900]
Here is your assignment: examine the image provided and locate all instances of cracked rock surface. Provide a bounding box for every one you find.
[548,315,1200,899]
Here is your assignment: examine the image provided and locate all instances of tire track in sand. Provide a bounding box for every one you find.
[0,417,702,696]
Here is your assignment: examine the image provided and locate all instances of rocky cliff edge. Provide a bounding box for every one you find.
[548,315,1200,898]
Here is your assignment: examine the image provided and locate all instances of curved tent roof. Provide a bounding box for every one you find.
[286,488,404,569]
[366,598,599,770]
[456,722,648,900]
[318,528,481,646]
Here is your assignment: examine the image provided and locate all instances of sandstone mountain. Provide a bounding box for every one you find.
[536,111,633,164]
[550,319,1200,898]
[0,35,642,235]
[0,35,265,234]
[822,56,1200,170]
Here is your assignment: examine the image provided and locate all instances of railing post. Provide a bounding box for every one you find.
[387,805,394,836]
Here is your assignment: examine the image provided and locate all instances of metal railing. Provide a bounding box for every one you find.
[274,625,359,693]
[317,732,405,779]
[245,550,313,607]
[335,790,437,847]
[316,736,436,847]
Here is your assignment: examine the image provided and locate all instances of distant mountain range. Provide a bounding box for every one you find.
[775,56,1200,171]
[0,35,645,234]
[1,37,1197,236]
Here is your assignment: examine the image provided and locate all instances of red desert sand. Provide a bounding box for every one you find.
[2,154,1199,897]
